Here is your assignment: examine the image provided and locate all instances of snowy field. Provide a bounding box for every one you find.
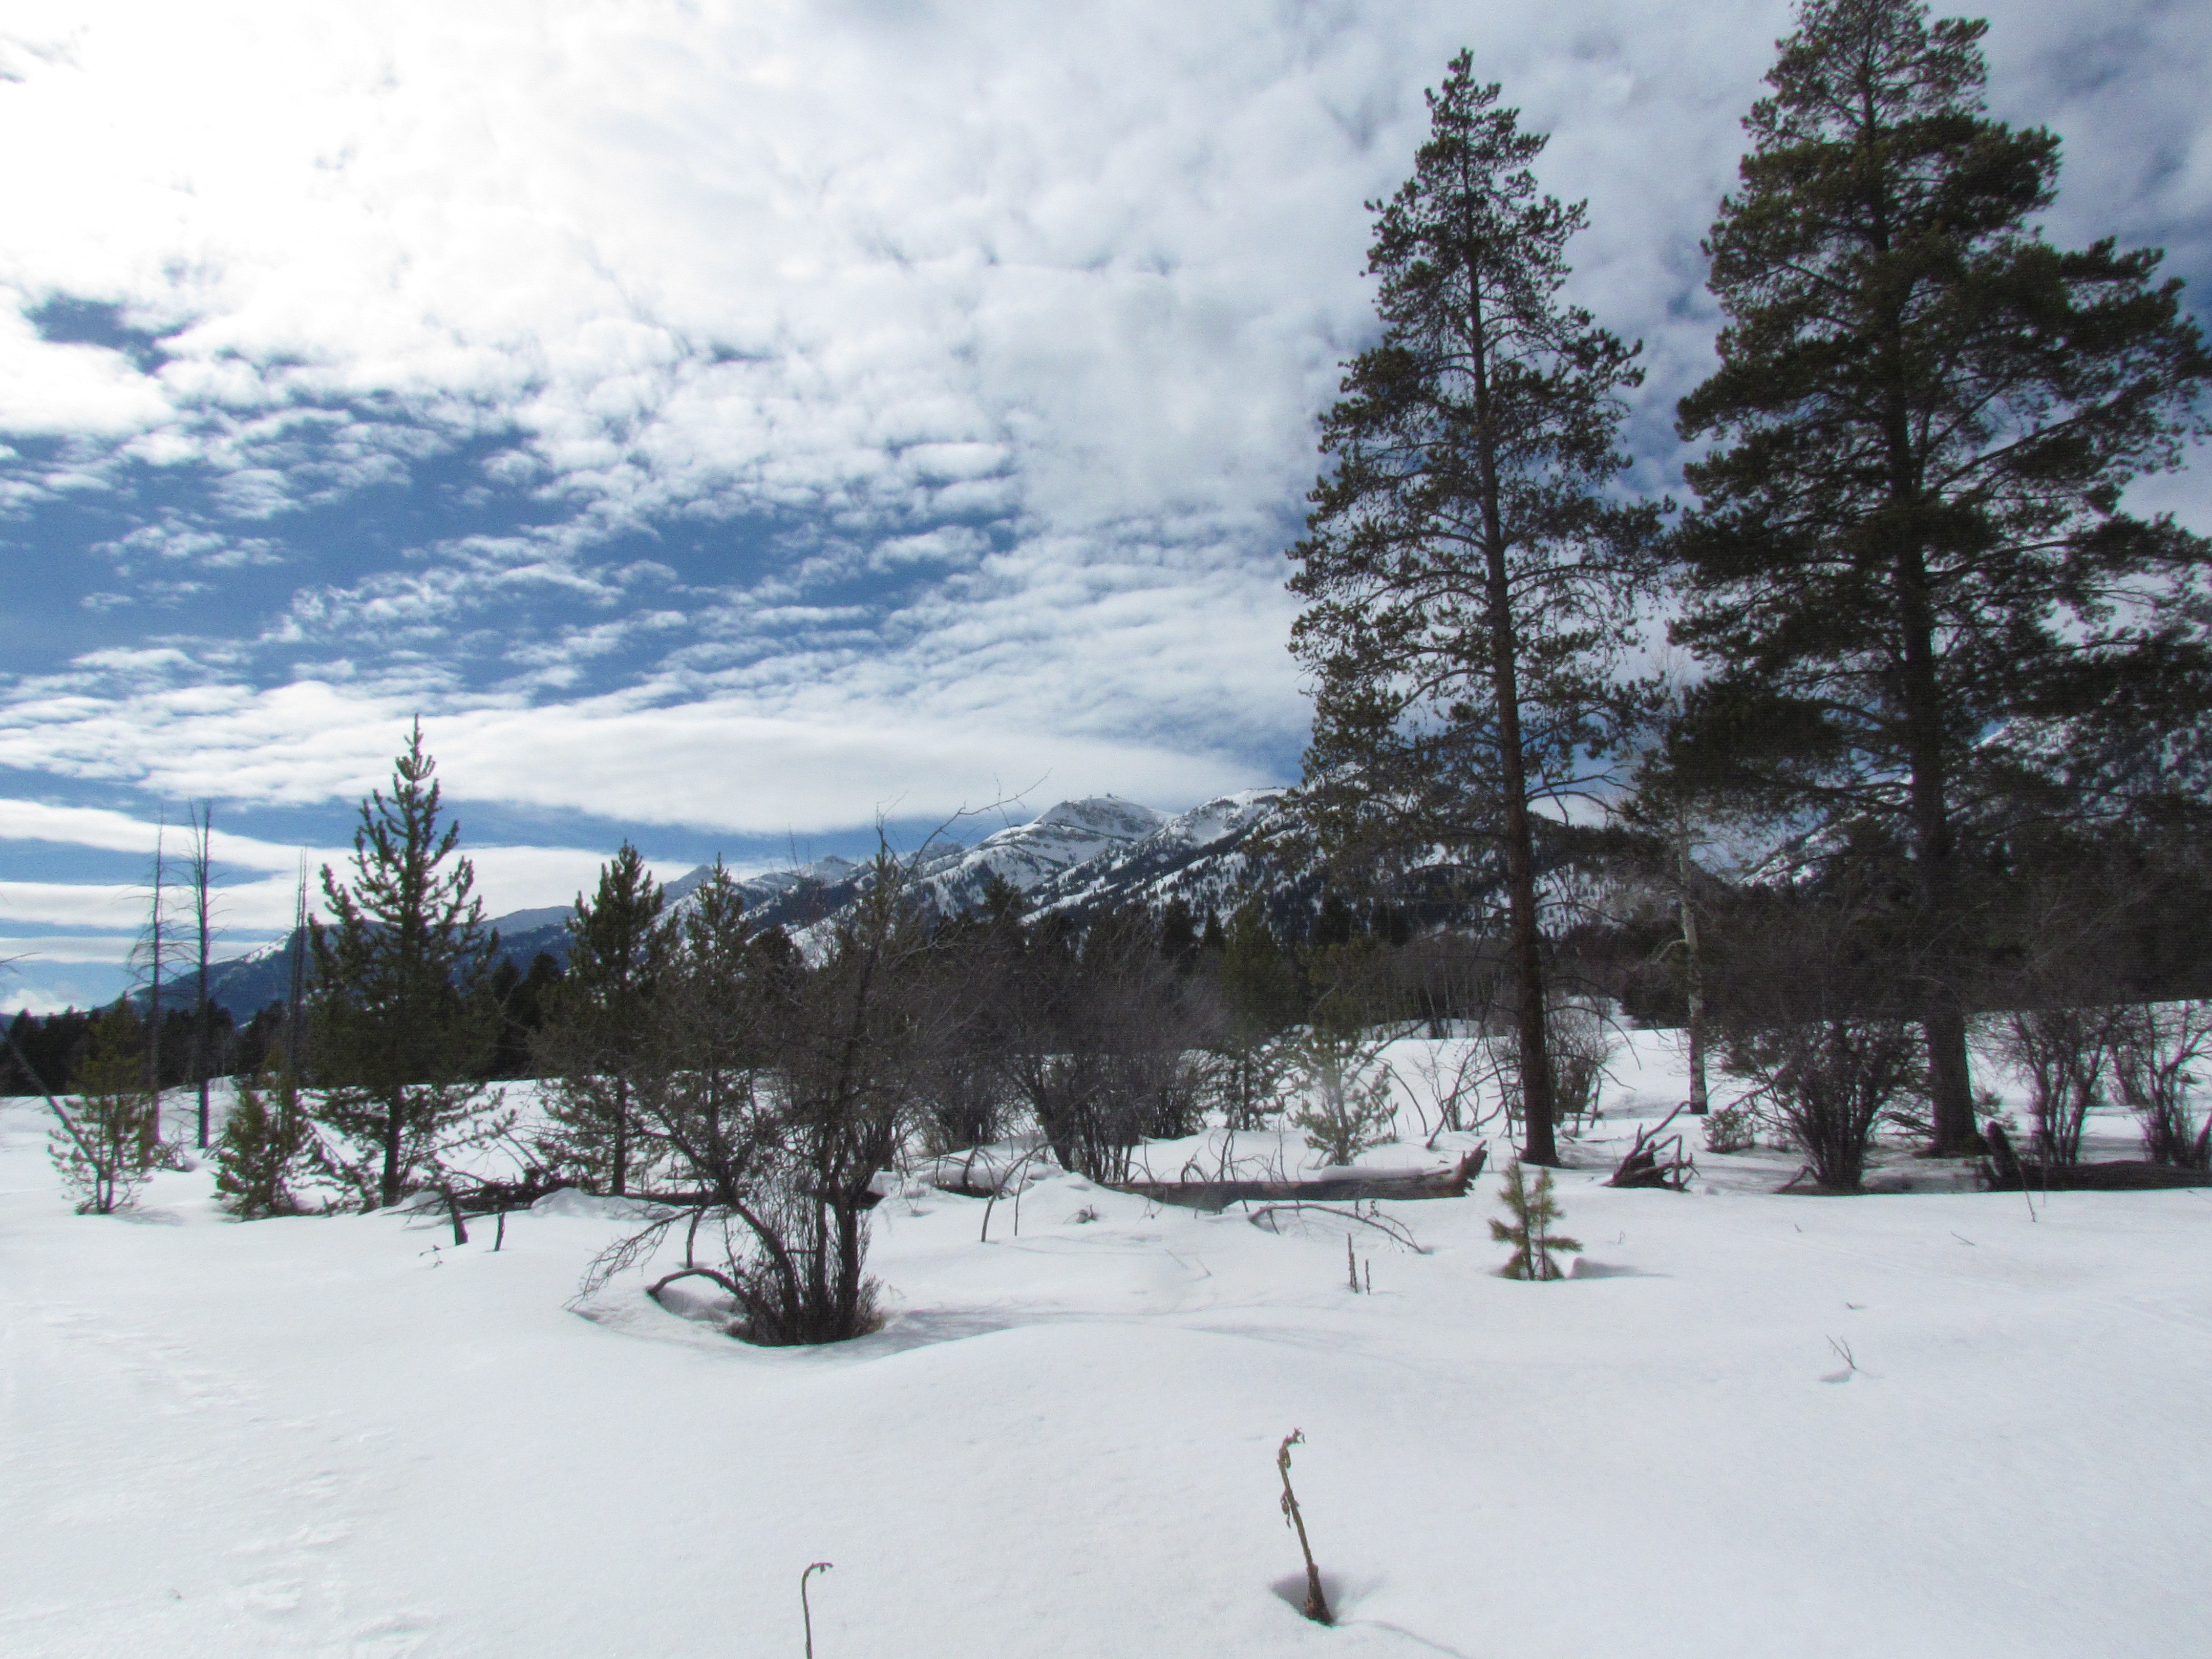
[6,1033,2211,1657]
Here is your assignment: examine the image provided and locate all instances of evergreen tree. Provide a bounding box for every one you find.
[49,1004,161,1215]
[536,843,666,1195]
[1490,1161,1581,1280]
[213,1058,313,1218]
[484,951,564,1080]
[1288,54,1660,1164]
[1669,0,2212,1152]
[309,723,498,1208]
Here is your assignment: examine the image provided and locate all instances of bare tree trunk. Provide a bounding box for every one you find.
[144,818,168,1128]
[1677,804,1709,1116]
[187,804,217,1148]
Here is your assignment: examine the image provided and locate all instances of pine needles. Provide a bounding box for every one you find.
[1491,1162,1581,1280]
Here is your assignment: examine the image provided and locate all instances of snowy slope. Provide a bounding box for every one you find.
[910,795,1165,912]
[1025,788,1293,920]
[656,795,1172,934]
[6,1039,2211,1658]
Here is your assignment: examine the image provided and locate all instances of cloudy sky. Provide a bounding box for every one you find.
[4,0,2207,1012]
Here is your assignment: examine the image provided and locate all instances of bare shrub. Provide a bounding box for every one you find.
[1546,998,1619,1135]
[1988,1006,2116,1165]
[1002,907,1211,1183]
[1720,1018,1923,1192]
[2107,1001,2212,1169]
[1708,891,1925,1191]
[619,856,928,1345]
[1400,1036,1506,1147]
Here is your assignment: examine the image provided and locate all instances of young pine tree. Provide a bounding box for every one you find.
[1289,54,1661,1167]
[1668,0,2212,1153]
[214,1059,314,1218]
[1490,1161,1581,1280]
[50,1004,161,1215]
[310,723,499,1208]
[535,842,667,1195]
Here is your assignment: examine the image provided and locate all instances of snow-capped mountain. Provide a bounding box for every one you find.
[912,796,1167,912]
[1025,790,1293,920]
[177,791,1299,1016]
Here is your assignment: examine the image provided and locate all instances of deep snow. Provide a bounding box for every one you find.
[5,1035,2210,1657]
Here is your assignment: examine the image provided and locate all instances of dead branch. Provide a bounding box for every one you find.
[1608,1104,1696,1190]
[647,1265,743,1303]
[1246,1200,1427,1252]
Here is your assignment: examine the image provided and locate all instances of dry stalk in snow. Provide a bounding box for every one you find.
[801,1560,833,1658]
[1277,1430,1331,1625]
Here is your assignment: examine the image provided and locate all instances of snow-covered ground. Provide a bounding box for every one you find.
[5,1034,2210,1657]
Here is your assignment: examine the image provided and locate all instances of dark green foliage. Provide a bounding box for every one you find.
[4,1006,95,1095]
[535,843,666,1193]
[214,1062,315,1218]
[485,952,564,1080]
[1288,53,1661,1167]
[49,1004,161,1215]
[1668,0,2212,1151]
[1490,1162,1580,1280]
[309,723,500,1208]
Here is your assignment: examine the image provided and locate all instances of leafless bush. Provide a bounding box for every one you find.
[2107,1001,2212,1169]
[1708,892,1926,1191]
[1987,1006,2117,1165]
[1000,908,1211,1182]
[1721,1019,1924,1192]
[611,856,938,1345]
[1400,1036,1506,1147]
[1492,996,1617,1140]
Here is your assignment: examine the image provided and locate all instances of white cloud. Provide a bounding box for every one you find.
[0,0,2202,851]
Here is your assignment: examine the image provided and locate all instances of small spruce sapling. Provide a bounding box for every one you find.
[1491,1161,1581,1280]
[1287,1028,1399,1167]
[50,1006,162,1215]
[214,1061,314,1218]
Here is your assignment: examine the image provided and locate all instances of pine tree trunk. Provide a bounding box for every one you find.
[611,1076,629,1197]
[1676,806,1710,1115]
[1466,261,1557,1166]
[381,1098,405,1209]
[1891,440,1979,1155]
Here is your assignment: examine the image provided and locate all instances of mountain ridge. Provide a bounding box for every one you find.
[159,790,1296,1018]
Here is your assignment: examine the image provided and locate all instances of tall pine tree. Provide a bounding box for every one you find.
[1669,0,2212,1152]
[310,723,498,1208]
[1289,54,1659,1164]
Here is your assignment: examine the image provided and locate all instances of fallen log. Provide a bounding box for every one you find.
[1109,1147,1486,1213]
[1982,1122,2209,1192]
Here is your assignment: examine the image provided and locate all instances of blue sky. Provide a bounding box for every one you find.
[4,0,2208,1012]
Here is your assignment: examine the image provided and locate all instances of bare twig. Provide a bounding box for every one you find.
[1276,1430,1331,1626]
[1246,1200,1426,1253]
[801,1560,833,1658]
